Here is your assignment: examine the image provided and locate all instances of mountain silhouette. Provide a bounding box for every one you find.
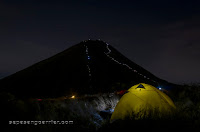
[0,40,172,98]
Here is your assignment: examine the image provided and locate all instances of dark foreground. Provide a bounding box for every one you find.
[1,84,200,132]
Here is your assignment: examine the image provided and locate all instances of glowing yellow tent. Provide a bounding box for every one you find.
[111,83,176,122]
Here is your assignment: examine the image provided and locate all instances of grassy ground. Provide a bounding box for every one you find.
[1,83,200,131]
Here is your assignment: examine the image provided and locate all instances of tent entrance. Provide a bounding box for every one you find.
[136,84,145,89]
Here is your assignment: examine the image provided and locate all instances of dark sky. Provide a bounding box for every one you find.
[0,0,200,84]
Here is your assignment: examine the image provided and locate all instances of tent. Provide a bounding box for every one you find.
[110,83,176,122]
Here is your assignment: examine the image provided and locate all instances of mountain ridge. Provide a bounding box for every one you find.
[0,40,171,98]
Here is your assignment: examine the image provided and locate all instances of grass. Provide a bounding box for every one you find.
[0,93,120,131]
[1,83,200,131]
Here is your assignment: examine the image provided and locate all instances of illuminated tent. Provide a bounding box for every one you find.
[110,83,176,122]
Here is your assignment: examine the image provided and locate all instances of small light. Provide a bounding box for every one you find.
[71,95,75,99]
[159,88,162,90]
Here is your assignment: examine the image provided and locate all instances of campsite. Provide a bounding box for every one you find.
[1,83,200,131]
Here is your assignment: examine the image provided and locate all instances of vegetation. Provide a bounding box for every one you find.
[1,83,200,131]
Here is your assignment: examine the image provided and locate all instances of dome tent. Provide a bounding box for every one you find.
[110,83,176,122]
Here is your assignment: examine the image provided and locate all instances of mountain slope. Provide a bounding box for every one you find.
[0,40,170,98]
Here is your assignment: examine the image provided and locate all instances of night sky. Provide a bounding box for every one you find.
[0,0,200,84]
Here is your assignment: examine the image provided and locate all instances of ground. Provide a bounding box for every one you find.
[1,83,200,131]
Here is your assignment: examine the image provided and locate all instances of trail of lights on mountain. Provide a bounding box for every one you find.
[104,42,157,83]
[83,40,157,85]
[84,44,92,77]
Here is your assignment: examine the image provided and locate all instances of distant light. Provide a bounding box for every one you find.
[159,88,162,90]
[87,56,91,60]
[71,95,75,99]
[37,99,42,101]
